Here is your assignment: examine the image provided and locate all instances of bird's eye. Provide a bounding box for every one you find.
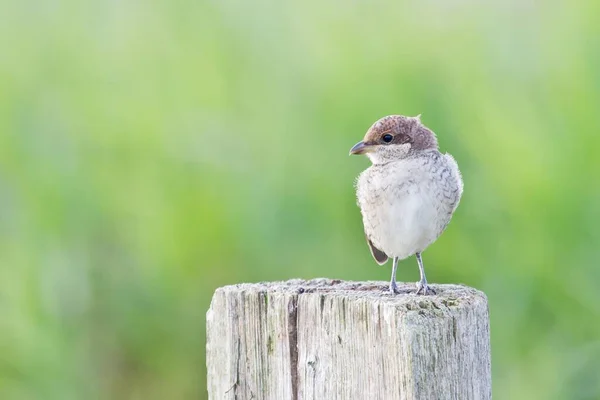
[382,134,393,143]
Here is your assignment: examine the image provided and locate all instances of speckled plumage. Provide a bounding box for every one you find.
[350,115,463,294]
[357,150,462,258]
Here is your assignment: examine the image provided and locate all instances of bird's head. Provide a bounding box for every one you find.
[349,115,438,164]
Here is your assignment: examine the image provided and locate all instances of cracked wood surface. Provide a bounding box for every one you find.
[206,279,491,400]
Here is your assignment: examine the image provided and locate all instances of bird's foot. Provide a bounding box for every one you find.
[415,280,436,295]
[389,281,400,295]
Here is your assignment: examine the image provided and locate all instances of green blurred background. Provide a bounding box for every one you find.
[2,0,600,399]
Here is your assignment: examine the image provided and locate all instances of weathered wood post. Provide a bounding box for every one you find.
[206,279,491,400]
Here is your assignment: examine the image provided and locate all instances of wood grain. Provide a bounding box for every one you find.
[206,279,491,400]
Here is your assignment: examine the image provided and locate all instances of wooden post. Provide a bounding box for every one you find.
[206,279,491,400]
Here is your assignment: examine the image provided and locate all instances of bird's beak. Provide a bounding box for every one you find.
[349,141,374,155]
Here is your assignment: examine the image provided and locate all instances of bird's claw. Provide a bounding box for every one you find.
[415,280,435,295]
[389,281,400,294]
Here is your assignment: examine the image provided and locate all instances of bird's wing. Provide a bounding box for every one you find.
[365,234,388,265]
[443,153,464,212]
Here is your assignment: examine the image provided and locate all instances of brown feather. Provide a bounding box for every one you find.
[366,236,388,265]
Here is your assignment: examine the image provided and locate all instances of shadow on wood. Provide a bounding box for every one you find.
[206,279,491,400]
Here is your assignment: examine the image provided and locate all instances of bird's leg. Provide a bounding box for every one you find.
[415,252,435,295]
[389,257,400,294]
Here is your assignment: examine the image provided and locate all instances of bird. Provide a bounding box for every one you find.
[350,115,463,295]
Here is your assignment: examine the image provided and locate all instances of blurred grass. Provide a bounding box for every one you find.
[1,0,600,398]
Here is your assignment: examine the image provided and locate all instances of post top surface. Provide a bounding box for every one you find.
[215,278,486,310]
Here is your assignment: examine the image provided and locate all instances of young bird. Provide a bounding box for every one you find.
[350,115,463,295]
